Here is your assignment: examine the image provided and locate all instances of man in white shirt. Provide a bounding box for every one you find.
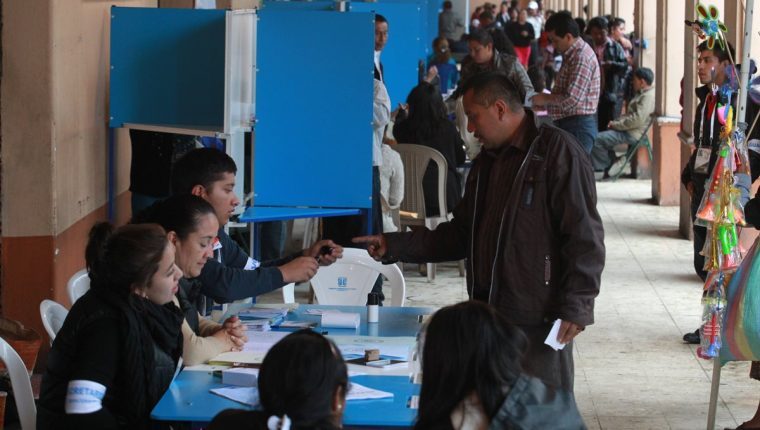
[374,14,388,82]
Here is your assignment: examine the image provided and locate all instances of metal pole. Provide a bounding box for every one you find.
[736,0,754,125]
[706,358,722,429]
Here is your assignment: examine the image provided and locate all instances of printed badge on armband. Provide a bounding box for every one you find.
[694,147,712,174]
[65,380,106,414]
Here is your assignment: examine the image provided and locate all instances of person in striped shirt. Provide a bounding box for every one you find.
[531,11,600,154]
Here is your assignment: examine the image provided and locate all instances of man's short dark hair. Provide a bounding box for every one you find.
[442,1,452,9]
[460,71,524,112]
[479,10,494,22]
[545,11,580,38]
[467,28,493,47]
[609,17,625,31]
[587,16,608,32]
[633,67,654,86]
[171,148,237,195]
[375,14,388,25]
[697,40,735,64]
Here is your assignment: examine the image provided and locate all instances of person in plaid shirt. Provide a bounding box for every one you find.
[532,11,600,154]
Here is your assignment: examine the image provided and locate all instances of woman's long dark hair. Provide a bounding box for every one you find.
[131,194,216,240]
[414,301,528,429]
[403,82,449,141]
[85,222,168,297]
[258,330,348,429]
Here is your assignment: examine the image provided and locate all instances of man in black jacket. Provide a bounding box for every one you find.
[355,72,605,392]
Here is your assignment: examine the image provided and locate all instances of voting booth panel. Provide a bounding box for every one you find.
[350,1,425,107]
[254,10,374,209]
[373,0,440,59]
[110,7,227,130]
[260,0,337,11]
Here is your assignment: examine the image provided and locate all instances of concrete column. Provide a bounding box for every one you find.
[678,2,727,236]
[651,0,685,205]
[587,0,599,19]
[678,0,698,237]
[633,0,656,70]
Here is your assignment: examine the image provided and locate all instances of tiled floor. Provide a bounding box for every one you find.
[259,178,759,430]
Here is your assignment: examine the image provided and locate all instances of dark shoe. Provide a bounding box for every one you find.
[683,329,700,344]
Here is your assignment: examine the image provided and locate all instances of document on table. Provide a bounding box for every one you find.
[210,331,290,365]
[329,335,416,361]
[544,319,567,351]
[210,386,260,407]
[346,382,393,401]
[243,330,290,353]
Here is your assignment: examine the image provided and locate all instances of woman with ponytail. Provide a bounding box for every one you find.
[209,330,348,430]
[38,223,185,429]
[132,194,248,365]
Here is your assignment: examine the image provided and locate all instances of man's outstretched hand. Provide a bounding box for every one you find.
[352,235,387,261]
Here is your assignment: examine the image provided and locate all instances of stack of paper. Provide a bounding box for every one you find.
[346,382,394,401]
[238,307,289,327]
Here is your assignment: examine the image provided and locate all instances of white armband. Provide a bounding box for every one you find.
[244,257,260,271]
[65,380,106,414]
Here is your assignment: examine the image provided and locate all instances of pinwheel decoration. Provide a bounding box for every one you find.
[696,2,727,49]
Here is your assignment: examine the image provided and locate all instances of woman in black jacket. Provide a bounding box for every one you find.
[38,223,184,429]
[394,82,466,218]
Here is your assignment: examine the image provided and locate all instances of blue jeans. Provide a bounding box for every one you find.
[554,114,597,154]
[590,129,636,171]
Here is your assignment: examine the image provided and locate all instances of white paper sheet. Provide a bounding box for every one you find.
[346,382,394,401]
[544,319,567,351]
[210,386,260,407]
[243,330,290,353]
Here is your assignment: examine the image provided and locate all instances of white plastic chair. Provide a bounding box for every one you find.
[393,144,465,281]
[67,268,90,306]
[0,336,36,429]
[310,248,406,306]
[40,299,69,345]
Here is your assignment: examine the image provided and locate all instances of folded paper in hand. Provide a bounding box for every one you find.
[544,319,566,351]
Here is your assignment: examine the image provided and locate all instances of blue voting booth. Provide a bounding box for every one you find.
[109,6,375,229]
[109,1,440,234]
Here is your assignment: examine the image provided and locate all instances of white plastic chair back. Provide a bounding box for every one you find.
[394,144,459,281]
[310,248,405,306]
[0,337,36,429]
[393,143,448,226]
[67,268,90,306]
[40,299,69,345]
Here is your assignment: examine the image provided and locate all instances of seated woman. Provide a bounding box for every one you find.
[415,301,585,429]
[208,330,348,430]
[394,82,466,218]
[426,37,459,95]
[38,223,185,429]
[132,194,249,365]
